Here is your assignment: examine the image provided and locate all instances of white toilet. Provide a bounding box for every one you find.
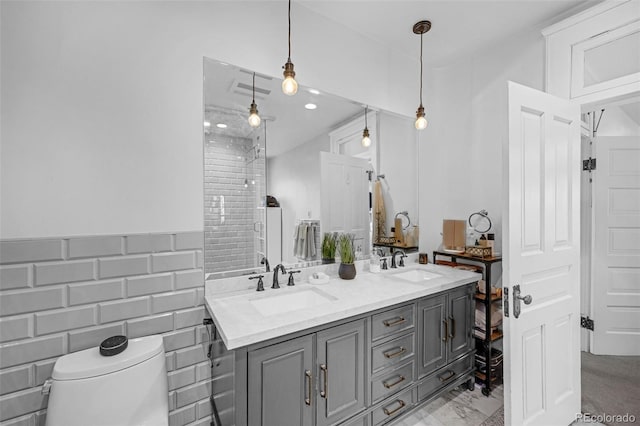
[44,335,168,426]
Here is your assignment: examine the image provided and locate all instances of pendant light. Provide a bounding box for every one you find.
[282,0,298,96]
[248,72,261,128]
[361,106,371,148]
[413,20,431,130]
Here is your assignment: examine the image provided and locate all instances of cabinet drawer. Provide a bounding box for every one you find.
[372,304,415,342]
[371,388,414,426]
[371,361,414,403]
[417,353,473,402]
[371,332,414,374]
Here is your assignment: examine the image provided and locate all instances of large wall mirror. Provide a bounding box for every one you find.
[204,57,418,279]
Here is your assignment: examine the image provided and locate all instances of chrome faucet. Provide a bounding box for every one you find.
[260,256,271,272]
[272,264,286,289]
[391,250,407,268]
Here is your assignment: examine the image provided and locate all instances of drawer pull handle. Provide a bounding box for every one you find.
[439,370,456,382]
[383,399,406,416]
[320,364,328,399]
[304,370,312,406]
[442,319,448,342]
[383,316,406,327]
[383,374,406,389]
[383,346,406,359]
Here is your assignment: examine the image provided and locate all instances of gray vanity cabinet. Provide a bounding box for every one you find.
[248,335,314,426]
[316,320,367,426]
[418,284,474,378]
[247,319,367,426]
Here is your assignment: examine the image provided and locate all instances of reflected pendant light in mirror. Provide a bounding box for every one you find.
[361,106,371,147]
[248,72,261,127]
[413,20,431,130]
[282,0,298,96]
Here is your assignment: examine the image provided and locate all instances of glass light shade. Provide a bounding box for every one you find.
[361,128,371,147]
[248,112,261,128]
[282,76,298,96]
[415,116,428,130]
[415,105,427,130]
[248,102,261,127]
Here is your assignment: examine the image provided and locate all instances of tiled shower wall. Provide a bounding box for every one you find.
[204,136,266,274]
[0,232,235,426]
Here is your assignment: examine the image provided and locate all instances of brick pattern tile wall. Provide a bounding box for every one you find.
[204,136,266,274]
[0,232,234,426]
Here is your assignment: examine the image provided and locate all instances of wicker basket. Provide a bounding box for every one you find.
[465,245,492,258]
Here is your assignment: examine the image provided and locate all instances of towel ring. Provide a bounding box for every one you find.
[468,210,492,233]
[395,211,411,230]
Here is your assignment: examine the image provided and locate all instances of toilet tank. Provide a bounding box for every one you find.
[45,335,168,426]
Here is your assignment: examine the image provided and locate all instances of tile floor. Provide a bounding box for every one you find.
[394,384,605,426]
[395,384,504,426]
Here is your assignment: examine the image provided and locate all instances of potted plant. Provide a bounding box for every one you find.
[321,232,337,264]
[337,233,356,280]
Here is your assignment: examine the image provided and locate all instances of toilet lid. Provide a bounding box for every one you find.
[52,335,164,380]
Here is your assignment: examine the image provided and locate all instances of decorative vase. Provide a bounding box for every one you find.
[338,263,356,280]
[322,258,335,264]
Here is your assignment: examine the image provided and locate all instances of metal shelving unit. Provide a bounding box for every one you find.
[432,250,503,396]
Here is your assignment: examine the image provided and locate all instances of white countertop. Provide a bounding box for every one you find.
[204,263,481,350]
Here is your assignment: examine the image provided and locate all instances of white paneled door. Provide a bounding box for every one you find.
[504,82,581,426]
[592,136,640,355]
[320,152,370,255]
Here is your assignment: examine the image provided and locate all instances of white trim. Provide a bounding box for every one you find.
[541,0,632,36]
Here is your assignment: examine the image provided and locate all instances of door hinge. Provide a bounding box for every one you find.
[582,158,596,171]
[581,315,594,331]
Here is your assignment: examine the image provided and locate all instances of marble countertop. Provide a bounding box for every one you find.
[204,263,481,350]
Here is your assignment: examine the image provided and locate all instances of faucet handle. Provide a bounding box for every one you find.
[399,255,407,267]
[287,270,301,286]
[249,274,265,291]
[381,258,388,270]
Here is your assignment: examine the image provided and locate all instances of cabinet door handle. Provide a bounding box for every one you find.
[383,399,406,416]
[383,316,406,327]
[439,370,456,382]
[449,316,456,339]
[442,319,448,342]
[383,374,406,389]
[319,364,328,399]
[383,346,406,359]
[304,370,312,406]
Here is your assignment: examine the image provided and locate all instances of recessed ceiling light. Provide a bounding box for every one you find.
[308,89,320,95]
[204,121,211,127]
[305,103,317,110]
[216,123,227,128]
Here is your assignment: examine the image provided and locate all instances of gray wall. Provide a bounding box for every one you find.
[0,232,234,426]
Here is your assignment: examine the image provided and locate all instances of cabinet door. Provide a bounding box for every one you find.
[418,293,447,377]
[316,319,367,426]
[248,335,314,426]
[447,284,474,361]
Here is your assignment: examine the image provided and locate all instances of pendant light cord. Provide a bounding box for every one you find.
[419,32,423,106]
[252,72,256,103]
[365,105,368,128]
[287,0,292,61]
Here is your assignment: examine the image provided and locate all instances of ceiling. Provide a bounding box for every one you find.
[299,0,603,67]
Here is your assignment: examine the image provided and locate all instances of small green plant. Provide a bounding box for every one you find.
[321,233,337,260]
[337,233,355,264]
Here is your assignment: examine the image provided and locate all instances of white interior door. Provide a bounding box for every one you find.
[591,135,640,355]
[320,152,370,255]
[504,81,581,426]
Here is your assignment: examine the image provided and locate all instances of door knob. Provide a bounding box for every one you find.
[513,284,532,319]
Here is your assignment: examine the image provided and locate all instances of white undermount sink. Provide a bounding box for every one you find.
[393,268,441,283]
[250,288,337,317]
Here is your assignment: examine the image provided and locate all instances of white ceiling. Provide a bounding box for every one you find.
[299,0,603,67]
